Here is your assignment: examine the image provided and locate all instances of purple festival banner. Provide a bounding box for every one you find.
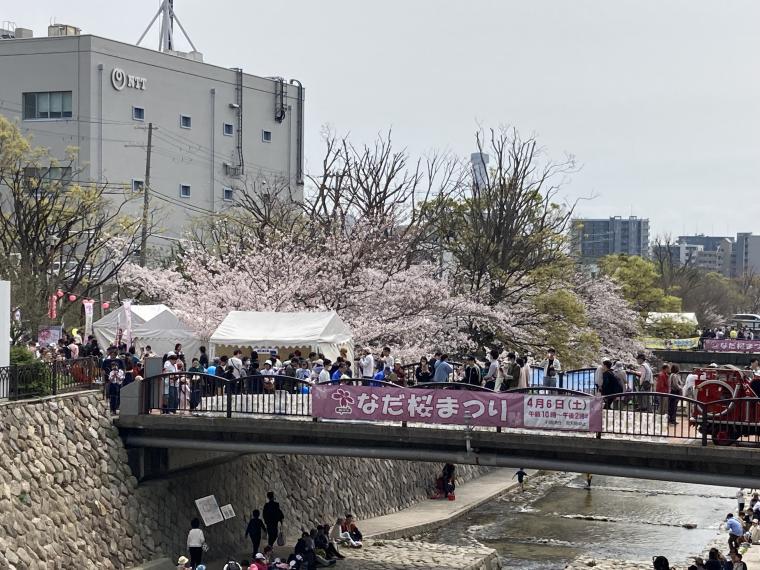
[312,385,603,432]
[705,339,760,354]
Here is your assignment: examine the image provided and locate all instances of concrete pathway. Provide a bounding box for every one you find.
[741,542,760,566]
[363,467,526,539]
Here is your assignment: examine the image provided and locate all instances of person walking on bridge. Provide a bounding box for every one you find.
[263,491,284,547]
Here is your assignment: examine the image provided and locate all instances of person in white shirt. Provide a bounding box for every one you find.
[318,359,332,384]
[229,350,245,379]
[107,363,125,414]
[359,348,374,380]
[187,517,206,568]
[162,354,179,413]
[540,349,562,388]
[750,519,760,544]
[683,370,698,399]
[381,347,394,370]
[260,360,276,392]
[141,345,156,364]
[594,362,605,392]
[482,349,500,388]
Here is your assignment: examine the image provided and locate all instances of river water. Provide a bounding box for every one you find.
[426,472,735,568]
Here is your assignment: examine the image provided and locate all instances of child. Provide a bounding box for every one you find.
[513,468,528,492]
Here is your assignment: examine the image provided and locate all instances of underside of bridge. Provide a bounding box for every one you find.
[115,416,760,487]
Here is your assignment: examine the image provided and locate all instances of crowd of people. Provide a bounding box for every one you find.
[179,491,364,570]
[32,330,760,425]
[701,326,757,342]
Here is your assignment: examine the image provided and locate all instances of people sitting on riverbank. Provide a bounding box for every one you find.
[652,555,671,570]
[331,517,362,548]
[342,514,363,544]
[315,524,344,560]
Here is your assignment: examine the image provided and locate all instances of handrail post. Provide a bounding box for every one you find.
[226,379,233,418]
[701,403,708,447]
[51,361,58,396]
[559,371,564,389]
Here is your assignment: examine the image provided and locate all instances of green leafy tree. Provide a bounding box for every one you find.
[534,289,599,368]
[0,115,147,340]
[599,254,682,315]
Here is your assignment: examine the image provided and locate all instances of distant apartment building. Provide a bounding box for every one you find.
[734,233,760,277]
[669,234,760,277]
[571,216,650,262]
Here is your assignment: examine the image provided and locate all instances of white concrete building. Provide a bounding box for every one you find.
[0,23,305,239]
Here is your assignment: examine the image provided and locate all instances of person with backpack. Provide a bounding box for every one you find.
[262,491,284,547]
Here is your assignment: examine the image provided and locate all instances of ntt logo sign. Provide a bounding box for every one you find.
[111,68,147,91]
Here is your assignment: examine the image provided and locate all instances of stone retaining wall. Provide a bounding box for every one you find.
[0,391,489,568]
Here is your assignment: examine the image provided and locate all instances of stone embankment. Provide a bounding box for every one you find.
[0,392,156,568]
[0,391,491,568]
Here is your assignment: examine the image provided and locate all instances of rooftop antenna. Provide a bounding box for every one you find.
[136,0,197,53]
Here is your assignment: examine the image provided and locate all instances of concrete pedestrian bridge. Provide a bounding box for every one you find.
[115,373,760,488]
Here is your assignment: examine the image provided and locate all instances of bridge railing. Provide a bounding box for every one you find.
[141,373,315,418]
[412,382,495,392]
[528,366,600,393]
[134,373,760,447]
[0,356,100,400]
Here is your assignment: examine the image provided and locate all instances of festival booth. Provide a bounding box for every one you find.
[208,310,354,363]
[92,304,202,359]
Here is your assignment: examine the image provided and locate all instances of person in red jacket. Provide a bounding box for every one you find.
[656,364,670,415]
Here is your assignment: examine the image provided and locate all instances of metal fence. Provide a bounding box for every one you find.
[141,373,314,418]
[0,357,100,401]
[134,373,760,447]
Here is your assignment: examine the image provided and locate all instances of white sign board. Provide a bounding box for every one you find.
[220,504,236,520]
[194,495,224,526]
[0,280,9,368]
[523,395,594,431]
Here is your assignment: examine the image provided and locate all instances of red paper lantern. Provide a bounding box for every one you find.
[56,289,64,298]
[68,294,77,302]
[101,302,110,310]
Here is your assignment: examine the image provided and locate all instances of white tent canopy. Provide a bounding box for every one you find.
[209,311,353,362]
[93,304,202,359]
[645,312,699,327]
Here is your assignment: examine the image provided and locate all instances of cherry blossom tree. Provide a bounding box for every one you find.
[119,128,643,366]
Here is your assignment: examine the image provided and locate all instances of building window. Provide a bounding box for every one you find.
[180,115,192,129]
[262,130,272,143]
[132,179,144,193]
[179,184,191,198]
[132,106,145,121]
[223,187,234,202]
[223,123,234,136]
[22,91,72,120]
[23,166,72,192]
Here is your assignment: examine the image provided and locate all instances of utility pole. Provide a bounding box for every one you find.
[139,122,154,267]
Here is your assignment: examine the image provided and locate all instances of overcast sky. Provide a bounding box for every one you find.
[7,0,760,237]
